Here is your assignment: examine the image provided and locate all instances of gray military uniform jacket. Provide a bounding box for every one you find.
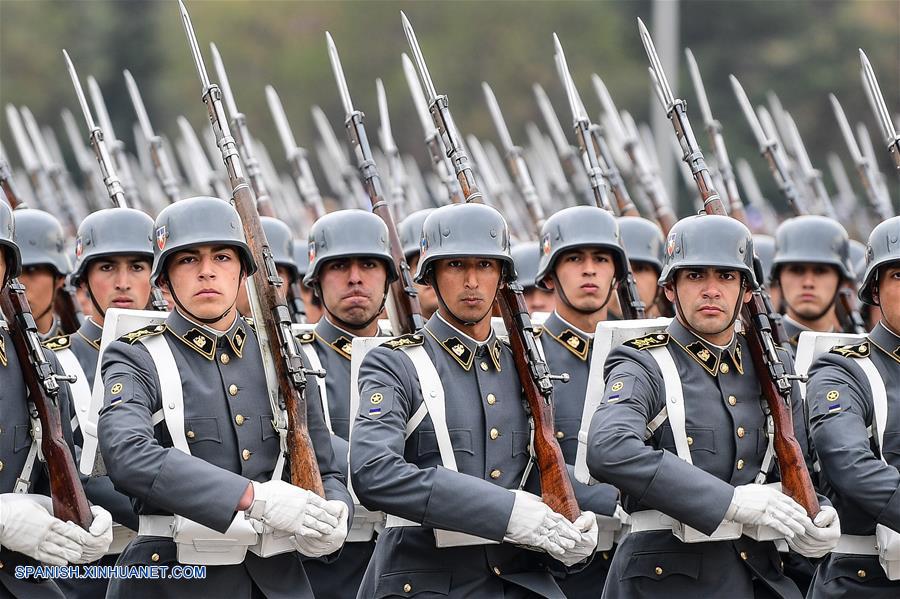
[539,311,620,597]
[98,310,352,599]
[807,322,900,597]
[0,327,75,599]
[586,318,812,599]
[351,314,570,599]
[303,316,357,441]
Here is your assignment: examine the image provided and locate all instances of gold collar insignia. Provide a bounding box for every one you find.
[550,328,590,361]
[330,335,353,360]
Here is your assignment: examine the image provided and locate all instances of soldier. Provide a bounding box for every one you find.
[351,203,597,599]
[771,216,854,347]
[807,215,900,598]
[533,206,627,596]
[0,199,113,598]
[618,215,666,318]
[586,214,840,598]
[13,208,71,340]
[44,207,154,599]
[511,241,555,315]
[298,209,397,599]
[293,239,321,325]
[398,209,438,319]
[235,216,297,318]
[97,196,352,598]
[753,234,779,315]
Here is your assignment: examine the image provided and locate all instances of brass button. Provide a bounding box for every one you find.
[556,431,565,439]
[229,384,239,396]
[490,469,502,479]
[242,449,252,461]
[492,566,501,576]
[486,393,496,405]
[403,583,412,593]
[601,551,609,560]
[0,460,4,472]
[490,428,500,440]
[186,431,195,439]
[220,353,230,365]
[737,426,745,438]
[151,553,160,563]
[654,566,663,576]
[235,414,245,426]
[737,459,745,470]
[480,361,489,371]
[686,436,693,446]
[857,569,866,578]
[740,551,748,560]
[0,560,4,569]
[728,395,737,406]
[719,363,730,374]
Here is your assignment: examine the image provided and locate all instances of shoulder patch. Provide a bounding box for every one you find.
[118,324,166,345]
[296,331,316,344]
[829,342,870,359]
[623,333,669,351]
[42,335,71,351]
[380,333,425,350]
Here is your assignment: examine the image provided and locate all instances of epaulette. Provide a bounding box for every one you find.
[118,324,166,345]
[244,317,255,331]
[42,335,71,352]
[623,333,669,351]
[296,331,315,344]
[829,342,870,359]
[381,333,425,350]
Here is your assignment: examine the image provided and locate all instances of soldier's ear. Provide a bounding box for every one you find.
[662,281,676,303]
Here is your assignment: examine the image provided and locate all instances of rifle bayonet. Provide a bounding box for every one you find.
[86,76,141,205]
[859,48,900,169]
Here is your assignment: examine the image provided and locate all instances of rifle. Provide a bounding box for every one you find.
[466,135,532,241]
[640,19,820,518]
[552,36,646,320]
[178,0,324,495]
[63,51,170,314]
[311,105,368,210]
[61,109,105,212]
[124,70,181,205]
[860,49,900,170]
[5,105,49,211]
[781,113,838,219]
[525,121,576,209]
[265,85,328,221]
[403,12,578,521]
[377,78,417,218]
[684,49,748,225]
[855,124,895,217]
[325,32,424,336]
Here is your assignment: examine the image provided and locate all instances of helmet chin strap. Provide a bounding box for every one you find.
[549,272,616,316]
[430,268,498,328]
[317,280,389,333]
[165,267,243,326]
[672,276,746,339]
[85,281,106,319]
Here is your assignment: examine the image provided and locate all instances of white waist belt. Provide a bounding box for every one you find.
[629,510,678,533]
[138,515,175,537]
[834,534,878,556]
[384,514,497,547]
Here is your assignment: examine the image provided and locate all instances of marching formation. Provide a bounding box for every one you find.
[1,4,898,599]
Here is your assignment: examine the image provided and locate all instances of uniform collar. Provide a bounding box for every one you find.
[76,317,104,350]
[38,315,63,342]
[314,316,356,360]
[166,309,249,360]
[425,313,502,372]
[870,321,900,364]
[0,328,7,367]
[542,311,592,361]
[667,318,744,377]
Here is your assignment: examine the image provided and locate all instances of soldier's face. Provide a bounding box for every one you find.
[631,261,661,309]
[0,251,6,286]
[409,254,438,318]
[317,257,388,327]
[666,268,751,340]
[433,257,501,323]
[20,265,62,316]
[163,245,244,322]
[547,248,617,311]
[85,256,152,319]
[524,287,556,314]
[777,263,840,320]
[876,264,900,333]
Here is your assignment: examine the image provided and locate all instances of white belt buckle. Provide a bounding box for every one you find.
[672,519,742,544]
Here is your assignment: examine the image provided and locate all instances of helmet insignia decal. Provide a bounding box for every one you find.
[541,234,551,256]
[75,236,83,257]
[156,226,168,251]
[665,233,676,257]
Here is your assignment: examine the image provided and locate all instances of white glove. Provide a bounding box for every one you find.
[246,480,338,537]
[291,500,349,558]
[724,484,807,539]
[557,511,599,566]
[0,493,84,565]
[504,490,580,557]
[71,505,114,564]
[787,506,841,558]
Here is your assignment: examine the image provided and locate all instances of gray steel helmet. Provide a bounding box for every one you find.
[771,215,853,280]
[261,216,298,280]
[414,202,514,284]
[150,196,256,286]
[659,214,756,287]
[859,215,900,305]
[13,208,70,276]
[848,239,865,280]
[71,208,154,284]
[292,239,309,284]
[752,234,776,284]
[618,216,664,273]
[303,209,398,286]
[511,241,540,289]
[535,205,628,290]
[0,196,21,281]
[398,209,435,261]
